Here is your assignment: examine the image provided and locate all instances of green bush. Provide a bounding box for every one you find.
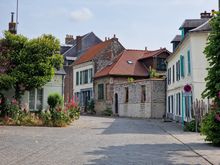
[47,93,63,110]
[184,120,200,132]
[39,111,53,126]
[201,110,220,146]
[87,99,96,114]
[51,107,71,127]
[103,108,113,116]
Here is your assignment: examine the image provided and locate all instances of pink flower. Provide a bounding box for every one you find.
[11,99,17,105]
[215,113,220,122]
[0,99,2,104]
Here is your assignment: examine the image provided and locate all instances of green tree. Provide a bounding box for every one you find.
[0,31,63,102]
[202,12,220,106]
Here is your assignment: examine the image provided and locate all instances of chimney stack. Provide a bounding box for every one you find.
[65,34,74,45]
[145,47,148,51]
[200,11,212,19]
[76,36,82,53]
[8,12,17,34]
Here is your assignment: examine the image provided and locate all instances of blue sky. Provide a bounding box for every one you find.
[0,0,218,51]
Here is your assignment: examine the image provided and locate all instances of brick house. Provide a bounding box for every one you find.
[60,32,102,101]
[94,48,170,114]
[72,35,125,108]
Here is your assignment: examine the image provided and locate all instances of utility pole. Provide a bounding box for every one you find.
[16,0,19,32]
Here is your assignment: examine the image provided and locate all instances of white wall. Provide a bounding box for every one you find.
[73,61,94,93]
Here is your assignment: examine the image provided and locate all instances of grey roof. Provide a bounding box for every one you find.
[190,19,211,32]
[179,18,209,29]
[171,35,182,43]
[55,68,66,75]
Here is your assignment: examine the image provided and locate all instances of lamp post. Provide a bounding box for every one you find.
[16,0,19,32]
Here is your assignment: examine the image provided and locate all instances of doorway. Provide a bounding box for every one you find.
[115,93,118,114]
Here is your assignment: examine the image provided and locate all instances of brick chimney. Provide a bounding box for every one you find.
[8,12,16,34]
[200,11,212,19]
[65,34,74,45]
[76,36,82,53]
[112,34,118,41]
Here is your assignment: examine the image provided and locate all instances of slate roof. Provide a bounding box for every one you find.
[179,18,209,29]
[61,32,102,60]
[190,19,211,32]
[73,39,113,66]
[171,35,182,43]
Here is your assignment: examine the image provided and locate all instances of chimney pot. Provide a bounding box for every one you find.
[145,47,148,51]
[65,34,74,45]
[200,11,212,19]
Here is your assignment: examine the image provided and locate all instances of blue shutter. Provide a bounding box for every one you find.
[187,50,191,75]
[180,55,185,78]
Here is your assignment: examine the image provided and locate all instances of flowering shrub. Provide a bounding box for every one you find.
[0,95,80,127]
[65,97,80,120]
[201,109,220,146]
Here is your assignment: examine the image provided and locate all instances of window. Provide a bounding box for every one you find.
[176,61,180,81]
[98,84,104,100]
[80,71,83,84]
[171,95,174,114]
[180,55,185,78]
[84,70,88,84]
[173,65,175,83]
[176,93,181,116]
[187,50,191,75]
[141,85,146,103]
[157,58,166,71]
[167,68,171,85]
[76,72,79,85]
[89,68,93,83]
[29,88,43,110]
[125,87,129,103]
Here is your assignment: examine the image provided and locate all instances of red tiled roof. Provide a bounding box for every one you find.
[95,49,148,78]
[138,48,170,60]
[73,39,112,65]
[95,48,170,78]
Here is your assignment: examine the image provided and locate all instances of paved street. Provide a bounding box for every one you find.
[0,116,219,165]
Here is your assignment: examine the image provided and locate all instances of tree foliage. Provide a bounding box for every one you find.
[202,12,220,106]
[0,31,63,101]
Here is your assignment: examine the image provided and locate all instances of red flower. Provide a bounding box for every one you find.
[11,99,17,105]
[0,99,2,104]
[215,113,220,122]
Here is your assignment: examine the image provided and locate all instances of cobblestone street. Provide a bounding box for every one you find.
[0,116,219,165]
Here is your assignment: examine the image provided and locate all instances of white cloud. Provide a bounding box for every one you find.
[70,8,93,22]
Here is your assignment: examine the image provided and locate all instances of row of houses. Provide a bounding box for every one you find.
[61,33,170,117]
[59,11,212,121]
[2,11,213,122]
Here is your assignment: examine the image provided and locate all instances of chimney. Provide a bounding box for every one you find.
[8,12,17,34]
[65,34,74,45]
[105,37,107,41]
[145,47,148,51]
[76,36,82,53]
[112,34,118,41]
[200,11,212,19]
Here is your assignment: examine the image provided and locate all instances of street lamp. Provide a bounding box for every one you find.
[16,0,19,32]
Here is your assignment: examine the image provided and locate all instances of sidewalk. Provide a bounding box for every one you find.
[157,120,220,165]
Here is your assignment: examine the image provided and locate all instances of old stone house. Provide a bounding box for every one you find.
[60,32,102,101]
[94,48,170,114]
[72,35,125,107]
[113,79,166,118]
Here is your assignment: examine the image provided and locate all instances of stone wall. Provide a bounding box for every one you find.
[93,39,124,73]
[113,79,165,118]
[94,76,128,114]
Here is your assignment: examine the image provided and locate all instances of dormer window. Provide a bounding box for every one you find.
[127,60,133,64]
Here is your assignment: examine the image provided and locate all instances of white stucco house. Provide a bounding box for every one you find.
[166,11,212,122]
[1,69,66,111]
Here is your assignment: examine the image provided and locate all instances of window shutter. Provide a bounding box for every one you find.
[180,55,185,78]
[187,50,191,75]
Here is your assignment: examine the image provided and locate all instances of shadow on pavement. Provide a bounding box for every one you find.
[84,143,205,165]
